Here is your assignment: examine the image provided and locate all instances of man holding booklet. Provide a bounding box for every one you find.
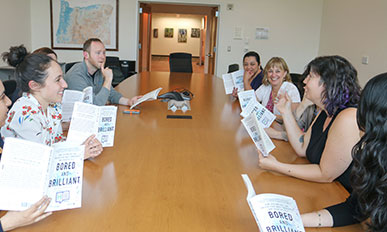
[65,38,141,106]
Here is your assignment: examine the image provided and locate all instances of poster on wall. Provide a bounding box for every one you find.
[153,28,158,38]
[50,0,118,50]
[164,28,174,38]
[191,28,200,38]
[178,29,187,43]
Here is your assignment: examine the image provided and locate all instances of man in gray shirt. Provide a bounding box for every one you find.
[65,38,140,106]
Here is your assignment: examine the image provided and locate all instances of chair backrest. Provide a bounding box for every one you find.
[227,64,239,73]
[290,73,305,97]
[65,62,80,73]
[169,53,193,73]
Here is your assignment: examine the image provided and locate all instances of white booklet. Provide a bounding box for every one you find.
[238,90,256,111]
[241,174,305,232]
[0,138,84,212]
[222,69,244,94]
[130,87,162,109]
[240,100,276,128]
[61,86,93,122]
[67,102,117,147]
[241,112,275,156]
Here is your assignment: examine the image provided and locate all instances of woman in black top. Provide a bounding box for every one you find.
[257,56,361,227]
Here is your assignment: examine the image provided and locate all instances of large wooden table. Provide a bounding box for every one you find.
[20,72,363,231]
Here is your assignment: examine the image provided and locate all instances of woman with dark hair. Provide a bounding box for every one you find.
[301,73,387,230]
[0,80,52,231]
[0,47,102,160]
[32,47,57,60]
[231,51,264,97]
[257,56,361,189]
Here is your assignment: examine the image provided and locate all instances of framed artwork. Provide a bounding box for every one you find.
[153,28,158,38]
[164,28,174,38]
[178,29,187,43]
[191,28,200,38]
[50,0,119,51]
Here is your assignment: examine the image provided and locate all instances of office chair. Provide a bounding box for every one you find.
[290,73,305,97]
[105,56,131,87]
[227,64,239,73]
[169,53,193,73]
[65,62,80,73]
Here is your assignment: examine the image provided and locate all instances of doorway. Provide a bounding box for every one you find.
[138,2,219,74]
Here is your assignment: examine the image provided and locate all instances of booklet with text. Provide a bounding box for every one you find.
[238,90,256,111]
[0,138,84,212]
[62,86,93,122]
[222,70,244,94]
[241,174,305,232]
[130,87,162,109]
[241,112,275,156]
[240,99,276,128]
[67,102,117,147]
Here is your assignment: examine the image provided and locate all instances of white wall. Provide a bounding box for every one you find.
[319,0,387,86]
[151,14,202,56]
[28,0,323,77]
[0,0,31,66]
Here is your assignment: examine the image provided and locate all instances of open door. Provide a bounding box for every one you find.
[138,3,152,72]
[207,7,218,75]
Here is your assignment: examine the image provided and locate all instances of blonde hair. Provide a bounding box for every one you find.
[262,57,292,85]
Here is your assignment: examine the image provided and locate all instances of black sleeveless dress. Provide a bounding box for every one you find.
[306,108,361,226]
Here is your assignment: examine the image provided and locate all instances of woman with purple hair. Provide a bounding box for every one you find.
[257,56,361,226]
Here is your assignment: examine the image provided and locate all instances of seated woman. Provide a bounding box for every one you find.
[302,73,387,230]
[0,49,102,159]
[32,47,57,60]
[0,80,52,231]
[232,51,264,97]
[258,55,361,186]
[255,57,301,117]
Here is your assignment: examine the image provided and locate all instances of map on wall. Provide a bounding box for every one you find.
[50,0,118,50]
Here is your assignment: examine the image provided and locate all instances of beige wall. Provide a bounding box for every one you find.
[319,0,387,86]
[0,0,31,66]
[27,0,323,77]
[151,14,202,57]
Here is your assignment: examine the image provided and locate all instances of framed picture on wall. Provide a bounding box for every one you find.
[153,28,158,38]
[164,28,174,38]
[50,0,119,50]
[191,28,200,38]
[178,29,187,43]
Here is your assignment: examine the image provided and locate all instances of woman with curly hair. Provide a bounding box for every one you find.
[257,56,361,223]
[301,73,387,229]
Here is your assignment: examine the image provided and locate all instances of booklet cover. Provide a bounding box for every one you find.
[241,174,305,232]
[0,138,84,211]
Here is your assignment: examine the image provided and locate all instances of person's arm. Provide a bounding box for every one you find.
[0,196,51,231]
[258,108,359,183]
[276,94,311,156]
[301,209,333,227]
[83,135,103,160]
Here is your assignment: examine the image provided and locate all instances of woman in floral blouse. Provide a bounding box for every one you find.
[1,46,102,159]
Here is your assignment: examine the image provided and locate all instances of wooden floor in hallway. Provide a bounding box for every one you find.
[150,55,204,73]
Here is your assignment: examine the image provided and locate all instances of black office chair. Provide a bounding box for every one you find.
[65,62,80,73]
[3,80,21,108]
[227,64,239,73]
[290,73,305,97]
[105,56,132,87]
[169,53,193,73]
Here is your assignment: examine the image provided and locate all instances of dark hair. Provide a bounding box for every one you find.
[8,49,54,92]
[243,51,261,65]
[83,38,103,52]
[305,56,361,117]
[351,73,387,232]
[33,47,57,59]
[1,45,29,67]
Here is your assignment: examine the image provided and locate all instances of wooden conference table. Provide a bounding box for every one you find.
[20,72,363,232]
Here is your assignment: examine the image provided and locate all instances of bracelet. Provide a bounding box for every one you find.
[317,212,322,227]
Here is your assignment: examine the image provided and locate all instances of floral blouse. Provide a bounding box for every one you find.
[1,93,65,146]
